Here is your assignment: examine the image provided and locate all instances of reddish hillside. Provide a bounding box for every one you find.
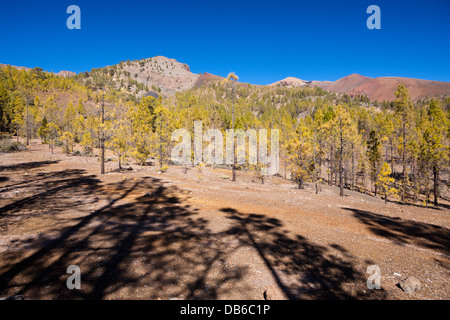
[306,73,450,101]
[194,72,224,87]
[306,80,332,90]
[325,73,371,93]
[349,77,450,101]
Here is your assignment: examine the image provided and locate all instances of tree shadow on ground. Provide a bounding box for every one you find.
[384,198,448,211]
[0,160,59,172]
[343,207,450,255]
[0,168,79,191]
[220,207,386,300]
[0,169,98,222]
[0,171,245,299]
[1,167,392,300]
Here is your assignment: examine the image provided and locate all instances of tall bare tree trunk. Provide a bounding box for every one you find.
[159,120,163,167]
[351,145,355,190]
[26,101,29,146]
[433,165,439,207]
[413,158,418,203]
[329,145,333,186]
[390,139,394,174]
[231,83,236,182]
[339,118,344,197]
[313,131,319,194]
[401,122,406,202]
[100,92,105,175]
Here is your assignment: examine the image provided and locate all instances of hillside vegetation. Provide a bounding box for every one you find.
[1,62,449,207]
[73,56,199,97]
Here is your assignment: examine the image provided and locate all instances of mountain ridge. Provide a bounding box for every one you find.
[283,73,450,101]
[2,57,449,101]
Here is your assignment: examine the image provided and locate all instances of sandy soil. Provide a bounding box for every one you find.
[0,140,449,300]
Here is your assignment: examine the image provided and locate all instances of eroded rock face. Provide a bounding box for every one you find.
[55,70,76,77]
[399,276,421,293]
[73,56,201,98]
[111,56,199,97]
[270,77,308,88]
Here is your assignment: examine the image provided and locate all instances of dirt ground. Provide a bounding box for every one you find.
[0,140,449,300]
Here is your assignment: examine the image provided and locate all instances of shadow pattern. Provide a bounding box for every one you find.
[221,208,386,299]
[344,208,450,255]
[0,171,245,299]
[0,168,391,300]
[0,160,59,172]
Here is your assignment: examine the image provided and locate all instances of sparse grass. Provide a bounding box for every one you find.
[0,137,27,153]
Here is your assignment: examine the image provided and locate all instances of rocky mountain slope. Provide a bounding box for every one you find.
[3,57,450,101]
[55,70,76,77]
[270,77,308,88]
[75,56,200,97]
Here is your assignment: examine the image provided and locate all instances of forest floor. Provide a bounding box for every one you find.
[0,140,449,300]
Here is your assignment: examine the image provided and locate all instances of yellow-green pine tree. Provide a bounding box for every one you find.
[376,162,398,204]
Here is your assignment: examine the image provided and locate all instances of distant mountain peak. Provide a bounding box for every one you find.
[307,73,450,101]
[55,70,76,77]
[3,59,449,101]
[346,73,370,79]
[270,77,308,87]
[77,56,199,97]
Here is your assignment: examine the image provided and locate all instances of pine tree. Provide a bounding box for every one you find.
[12,96,25,141]
[153,105,175,168]
[394,84,413,202]
[322,106,336,185]
[287,122,313,189]
[60,131,74,155]
[280,115,293,179]
[47,122,59,154]
[312,108,325,194]
[223,72,239,181]
[419,100,448,207]
[330,105,358,196]
[80,132,93,155]
[366,130,381,195]
[0,84,10,132]
[376,162,397,204]
[107,119,131,170]
[63,102,76,133]
[356,150,368,193]
[37,116,49,143]
[128,96,155,165]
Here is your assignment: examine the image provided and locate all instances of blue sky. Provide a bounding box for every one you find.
[1,0,449,84]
